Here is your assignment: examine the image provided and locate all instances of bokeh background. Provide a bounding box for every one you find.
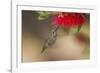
[22,10,90,62]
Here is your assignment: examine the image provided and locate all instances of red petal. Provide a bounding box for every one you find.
[54,13,86,27]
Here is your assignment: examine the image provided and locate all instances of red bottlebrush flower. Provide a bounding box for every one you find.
[54,12,86,27]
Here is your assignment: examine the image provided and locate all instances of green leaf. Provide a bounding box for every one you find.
[37,11,52,20]
[38,15,49,20]
[38,16,45,20]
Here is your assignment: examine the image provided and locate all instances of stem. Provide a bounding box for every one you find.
[77,25,82,33]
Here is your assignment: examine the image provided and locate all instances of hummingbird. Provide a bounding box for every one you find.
[41,24,59,53]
